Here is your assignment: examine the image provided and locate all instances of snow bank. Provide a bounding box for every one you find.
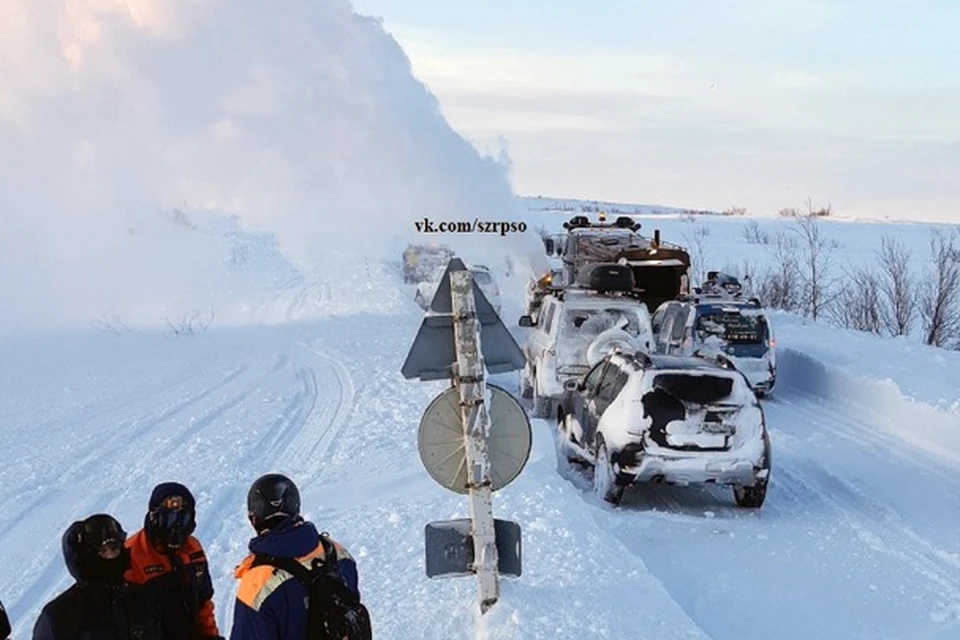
[773,312,960,463]
[0,0,514,332]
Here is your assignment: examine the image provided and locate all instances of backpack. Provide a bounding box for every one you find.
[252,534,372,640]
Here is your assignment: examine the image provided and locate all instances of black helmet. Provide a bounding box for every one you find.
[63,514,128,584]
[247,473,300,532]
[145,482,197,551]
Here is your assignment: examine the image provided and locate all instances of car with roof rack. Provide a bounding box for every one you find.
[518,263,654,419]
[651,273,776,397]
[556,350,771,507]
[544,214,691,312]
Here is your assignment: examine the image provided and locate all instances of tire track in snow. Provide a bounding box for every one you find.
[280,343,356,488]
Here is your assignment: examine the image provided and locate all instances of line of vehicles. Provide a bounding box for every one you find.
[402,215,775,508]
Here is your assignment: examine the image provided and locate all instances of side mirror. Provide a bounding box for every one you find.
[563,379,579,392]
[518,315,535,328]
[544,238,555,255]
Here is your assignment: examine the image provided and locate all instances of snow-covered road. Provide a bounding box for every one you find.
[2,292,960,639]
[570,348,960,640]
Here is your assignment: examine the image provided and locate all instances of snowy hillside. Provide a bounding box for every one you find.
[2,0,960,639]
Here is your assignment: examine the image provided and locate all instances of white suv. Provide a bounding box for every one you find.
[519,288,653,419]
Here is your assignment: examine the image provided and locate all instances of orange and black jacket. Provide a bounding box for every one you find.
[125,529,221,639]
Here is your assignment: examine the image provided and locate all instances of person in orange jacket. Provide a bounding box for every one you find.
[126,482,222,640]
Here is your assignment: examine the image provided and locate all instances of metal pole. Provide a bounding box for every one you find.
[450,268,500,613]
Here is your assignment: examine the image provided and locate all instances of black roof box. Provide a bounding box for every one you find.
[579,263,635,292]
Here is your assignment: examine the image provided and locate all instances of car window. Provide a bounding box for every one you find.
[542,301,557,335]
[670,306,690,342]
[583,361,607,393]
[597,365,628,402]
[695,307,768,344]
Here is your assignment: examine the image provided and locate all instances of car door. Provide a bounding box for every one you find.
[593,364,630,445]
[582,360,628,449]
[573,359,608,446]
[530,299,558,367]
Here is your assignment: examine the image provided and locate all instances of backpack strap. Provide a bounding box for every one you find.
[251,554,316,584]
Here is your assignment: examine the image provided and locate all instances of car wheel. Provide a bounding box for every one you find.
[556,413,581,465]
[734,481,767,508]
[735,438,771,508]
[593,437,624,505]
[519,366,533,399]
[531,373,552,418]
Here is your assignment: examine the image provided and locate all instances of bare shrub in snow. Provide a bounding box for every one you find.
[919,230,960,347]
[876,235,917,336]
[92,313,131,335]
[723,206,747,216]
[779,207,801,218]
[742,221,771,245]
[165,309,215,337]
[830,266,882,334]
[793,215,837,321]
[684,223,711,285]
[804,197,832,218]
[755,233,801,311]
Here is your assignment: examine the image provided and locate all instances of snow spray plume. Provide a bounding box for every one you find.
[0,0,514,330]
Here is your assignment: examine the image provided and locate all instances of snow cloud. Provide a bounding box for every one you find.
[0,0,515,330]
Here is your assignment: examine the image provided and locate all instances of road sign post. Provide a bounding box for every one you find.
[402,257,530,617]
[450,268,500,612]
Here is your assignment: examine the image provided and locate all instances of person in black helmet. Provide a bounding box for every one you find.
[0,599,10,639]
[33,513,166,640]
[125,483,222,639]
[229,473,360,640]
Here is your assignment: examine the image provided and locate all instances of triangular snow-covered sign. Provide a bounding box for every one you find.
[401,259,526,381]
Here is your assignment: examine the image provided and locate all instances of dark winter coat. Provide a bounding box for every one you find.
[1,599,10,639]
[230,518,359,640]
[126,529,220,639]
[32,581,165,640]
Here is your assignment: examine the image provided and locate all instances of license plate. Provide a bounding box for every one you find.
[701,422,734,435]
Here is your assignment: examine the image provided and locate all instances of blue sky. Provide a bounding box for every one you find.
[352,0,960,220]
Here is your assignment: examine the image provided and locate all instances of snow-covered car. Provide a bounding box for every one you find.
[557,351,772,507]
[414,264,502,314]
[402,243,454,283]
[652,293,776,397]
[518,281,653,419]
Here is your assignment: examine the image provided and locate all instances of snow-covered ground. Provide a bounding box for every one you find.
[3,1,960,638]
[3,210,960,639]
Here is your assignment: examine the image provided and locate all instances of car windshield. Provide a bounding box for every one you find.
[695,308,767,344]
